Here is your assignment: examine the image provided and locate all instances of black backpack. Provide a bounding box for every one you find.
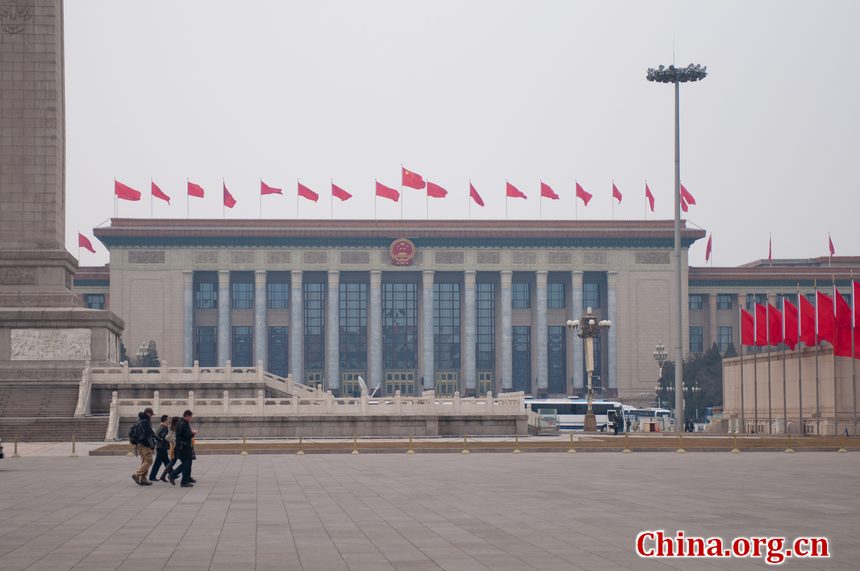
[128,419,146,445]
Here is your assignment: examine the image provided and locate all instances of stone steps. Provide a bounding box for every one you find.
[0,416,108,442]
[0,385,79,417]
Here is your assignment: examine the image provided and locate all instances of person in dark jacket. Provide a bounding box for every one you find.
[168,410,197,487]
[131,407,155,486]
[148,415,170,482]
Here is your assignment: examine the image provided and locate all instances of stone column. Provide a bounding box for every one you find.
[254,270,267,370]
[607,271,618,390]
[183,271,194,367]
[369,271,383,389]
[500,270,513,390]
[422,270,435,390]
[709,291,718,350]
[217,270,230,366]
[290,270,303,383]
[571,271,584,390]
[326,270,340,391]
[463,270,477,393]
[535,271,548,393]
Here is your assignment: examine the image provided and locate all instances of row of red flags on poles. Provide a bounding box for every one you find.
[112,167,697,211]
[740,283,860,358]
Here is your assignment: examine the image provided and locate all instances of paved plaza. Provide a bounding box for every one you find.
[0,452,857,571]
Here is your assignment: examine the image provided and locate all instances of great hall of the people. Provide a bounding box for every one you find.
[77,218,859,406]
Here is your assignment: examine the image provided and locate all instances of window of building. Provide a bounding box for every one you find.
[194,279,217,309]
[383,282,418,370]
[433,283,461,371]
[267,326,288,378]
[805,293,816,304]
[339,282,367,371]
[583,282,600,309]
[689,326,704,354]
[193,326,217,367]
[267,274,289,309]
[746,293,768,310]
[547,282,566,309]
[776,293,797,309]
[717,294,734,310]
[84,293,105,310]
[689,294,704,310]
[303,282,325,372]
[548,326,566,394]
[476,283,496,371]
[718,326,733,354]
[231,326,253,367]
[512,326,531,393]
[512,282,530,309]
[231,278,254,310]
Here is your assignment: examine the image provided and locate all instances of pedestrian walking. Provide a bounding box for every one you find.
[129,407,155,486]
[168,410,197,488]
[148,415,170,482]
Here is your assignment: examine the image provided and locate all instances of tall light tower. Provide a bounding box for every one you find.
[646,63,707,432]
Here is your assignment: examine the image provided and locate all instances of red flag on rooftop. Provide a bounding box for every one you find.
[705,234,713,262]
[834,288,852,357]
[829,234,836,257]
[223,182,236,208]
[114,180,141,201]
[469,183,485,207]
[680,183,696,205]
[187,181,205,198]
[402,167,425,190]
[426,181,448,198]
[376,181,399,202]
[816,291,835,345]
[297,182,319,202]
[612,183,622,204]
[768,304,783,346]
[506,182,526,199]
[575,182,592,206]
[540,182,559,200]
[151,181,170,204]
[261,180,282,195]
[78,233,96,254]
[784,299,799,350]
[645,183,655,212]
[799,295,817,346]
[741,308,755,346]
[754,304,768,346]
[331,182,352,202]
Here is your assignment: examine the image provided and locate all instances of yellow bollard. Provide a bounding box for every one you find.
[406,434,415,455]
[622,432,631,453]
[351,433,359,455]
[11,437,20,458]
[69,435,78,458]
[296,435,305,455]
[785,432,795,453]
[240,435,248,456]
[838,434,848,453]
[731,431,740,454]
[567,432,576,454]
[512,433,521,454]
[461,434,470,454]
[676,433,686,454]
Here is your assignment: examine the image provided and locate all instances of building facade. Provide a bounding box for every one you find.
[88,219,703,403]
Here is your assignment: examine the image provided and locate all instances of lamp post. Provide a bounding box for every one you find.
[646,63,707,432]
[568,307,611,432]
[653,341,668,409]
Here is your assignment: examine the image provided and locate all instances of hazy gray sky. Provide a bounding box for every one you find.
[64,1,860,267]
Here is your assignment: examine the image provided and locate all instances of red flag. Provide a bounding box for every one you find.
[469,183,485,207]
[705,234,712,262]
[754,304,768,346]
[799,295,817,346]
[261,180,282,195]
[741,309,755,346]
[376,181,399,202]
[681,195,689,213]
[816,291,835,345]
[331,182,352,202]
[297,182,319,202]
[402,167,425,190]
[575,182,592,206]
[854,281,860,329]
[114,180,141,201]
[829,235,835,257]
[645,183,655,212]
[680,183,696,206]
[540,182,559,200]
[834,288,852,357]
[612,183,622,204]
[767,304,783,345]
[223,182,236,208]
[151,181,170,204]
[187,181,205,198]
[784,299,799,350]
[426,181,448,198]
[506,182,527,199]
[78,233,96,254]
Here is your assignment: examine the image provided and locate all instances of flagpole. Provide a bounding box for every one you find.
[425,192,429,220]
[574,180,578,220]
[186,178,189,219]
[296,179,299,221]
[797,283,803,435]
[222,178,225,219]
[781,289,787,433]
[468,181,471,220]
[374,181,377,220]
[833,277,839,436]
[330,178,334,220]
[539,194,543,220]
[611,179,615,221]
[150,178,153,218]
[400,164,404,221]
[814,279,820,435]
[113,178,118,218]
[643,180,647,220]
[767,304,772,434]
[259,179,262,219]
[739,301,745,433]
[852,269,857,436]
[753,308,758,433]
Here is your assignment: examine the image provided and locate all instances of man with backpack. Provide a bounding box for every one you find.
[129,407,156,486]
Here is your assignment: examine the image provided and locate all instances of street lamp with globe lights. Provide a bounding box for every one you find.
[567,308,611,432]
[653,341,668,408]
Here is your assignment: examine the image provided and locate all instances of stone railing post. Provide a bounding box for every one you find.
[257,390,265,414]
[361,393,368,414]
[257,360,264,382]
[486,392,494,414]
[75,365,92,417]
[223,390,230,414]
[153,391,160,414]
[225,360,232,381]
[326,391,334,413]
[454,391,461,414]
[291,395,299,414]
[193,360,200,380]
[188,390,195,410]
[121,361,129,382]
[105,391,119,441]
[395,390,402,414]
[160,359,168,380]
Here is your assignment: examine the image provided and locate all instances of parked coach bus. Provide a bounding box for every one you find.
[523,398,625,431]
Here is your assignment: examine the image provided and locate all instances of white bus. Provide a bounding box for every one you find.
[523,398,625,431]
